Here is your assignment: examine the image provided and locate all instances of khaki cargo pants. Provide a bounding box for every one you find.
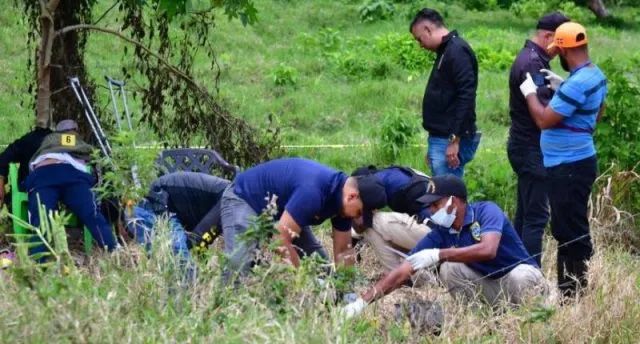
[360,212,431,271]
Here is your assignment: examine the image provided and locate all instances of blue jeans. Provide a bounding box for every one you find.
[25,164,117,256]
[125,203,195,280]
[426,133,481,178]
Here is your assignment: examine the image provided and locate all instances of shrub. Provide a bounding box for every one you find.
[358,0,396,23]
[595,58,640,171]
[328,51,370,79]
[318,27,342,52]
[510,0,552,19]
[374,33,434,73]
[462,0,498,11]
[510,0,591,21]
[271,63,298,87]
[474,44,515,71]
[376,110,417,163]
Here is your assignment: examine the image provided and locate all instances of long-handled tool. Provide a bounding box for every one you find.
[105,76,133,131]
[105,76,141,189]
[69,77,112,159]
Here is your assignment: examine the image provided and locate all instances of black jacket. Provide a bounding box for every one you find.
[422,30,478,138]
[0,127,52,191]
[148,172,230,237]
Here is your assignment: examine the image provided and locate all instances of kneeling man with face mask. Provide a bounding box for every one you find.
[343,175,547,318]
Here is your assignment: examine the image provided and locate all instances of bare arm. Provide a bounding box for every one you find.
[276,211,302,267]
[362,261,413,303]
[525,93,564,129]
[332,229,355,267]
[439,232,501,263]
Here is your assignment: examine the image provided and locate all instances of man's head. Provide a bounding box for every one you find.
[55,119,79,133]
[409,8,447,52]
[342,175,387,226]
[534,12,570,57]
[417,175,468,229]
[547,22,589,72]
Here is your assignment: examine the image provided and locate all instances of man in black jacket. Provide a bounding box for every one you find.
[507,12,569,266]
[0,126,52,208]
[410,8,480,178]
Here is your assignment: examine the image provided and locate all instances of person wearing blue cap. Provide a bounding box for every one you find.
[342,175,546,318]
[220,158,387,280]
[350,165,434,272]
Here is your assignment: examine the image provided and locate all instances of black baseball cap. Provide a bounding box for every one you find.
[537,12,570,32]
[416,174,467,207]
[355,175,387,228]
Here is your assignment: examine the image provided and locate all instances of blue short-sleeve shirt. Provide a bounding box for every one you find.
[233,158,351,231]
[542,64,607,167]
[409,201,537,279]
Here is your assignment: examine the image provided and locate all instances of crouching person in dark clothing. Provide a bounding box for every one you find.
[124,172,230,279]
[25,120,118,255]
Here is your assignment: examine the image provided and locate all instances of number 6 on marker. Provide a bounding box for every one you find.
[61,134,76,146]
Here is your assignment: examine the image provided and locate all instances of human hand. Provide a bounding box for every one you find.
[519,72,538,98]
[406,248,440,271]
[445,141,460,169]
[540,69,564,91]
[340,297,368,319]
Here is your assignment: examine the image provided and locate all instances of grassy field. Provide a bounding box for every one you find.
[1,0,640,342]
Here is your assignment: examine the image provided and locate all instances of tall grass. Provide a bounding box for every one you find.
[0,170,638,343]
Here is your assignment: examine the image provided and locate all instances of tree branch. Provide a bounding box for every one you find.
[46,0,61,13]
[56,25,213,101]
[94,1,119,26]
[55,24,233,125]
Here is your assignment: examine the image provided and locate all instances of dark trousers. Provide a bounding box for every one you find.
[547,156,597,297]
[25,164,117,256]
[508,146,550,266]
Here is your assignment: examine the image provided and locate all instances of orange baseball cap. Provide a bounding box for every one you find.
[547,22,588,51]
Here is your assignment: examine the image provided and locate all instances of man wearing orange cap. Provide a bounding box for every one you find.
[519,22,607,298]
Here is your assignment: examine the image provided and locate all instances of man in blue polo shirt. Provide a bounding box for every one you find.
[221,158,387,280]
[519,22,607,298]
[351,165,434,272]
[342,175,546,318]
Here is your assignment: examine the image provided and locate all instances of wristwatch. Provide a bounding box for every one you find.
[448,134,458,143]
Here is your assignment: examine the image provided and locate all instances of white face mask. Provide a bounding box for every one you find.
[430,196,457,228]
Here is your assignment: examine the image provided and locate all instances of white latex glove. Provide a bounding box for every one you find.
[519,72,538,98]
[540,69,564,91]
[340,297,368,319]
[407,248,440,271]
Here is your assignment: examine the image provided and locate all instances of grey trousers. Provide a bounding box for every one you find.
[220,184,328,277]
[439,262,547,306]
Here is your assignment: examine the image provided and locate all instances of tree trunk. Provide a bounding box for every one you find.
[35,0,60,128]
[50,1,95,138]
[586,0,609,19]
[35,0,94,135]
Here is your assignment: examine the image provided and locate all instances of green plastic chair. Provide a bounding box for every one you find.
[9,163,93,255]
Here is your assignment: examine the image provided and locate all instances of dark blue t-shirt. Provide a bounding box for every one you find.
[409,201,537,278]
[233,158,351,231]
[375,167,431,220]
